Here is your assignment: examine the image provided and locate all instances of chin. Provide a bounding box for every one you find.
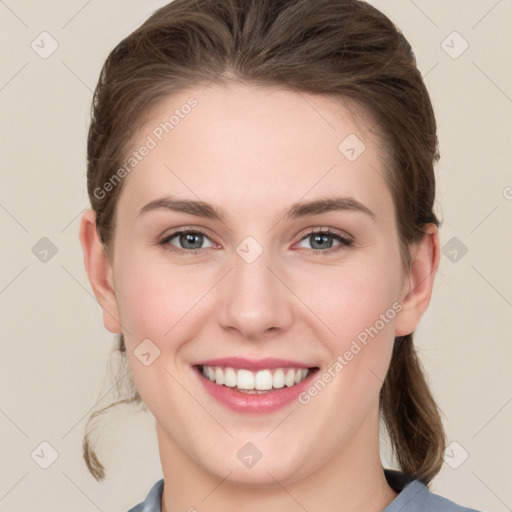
[199,445,309,488]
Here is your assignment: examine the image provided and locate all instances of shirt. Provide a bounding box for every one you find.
[127,469,482,512]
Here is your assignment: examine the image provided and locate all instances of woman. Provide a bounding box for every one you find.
[79,0,482,510]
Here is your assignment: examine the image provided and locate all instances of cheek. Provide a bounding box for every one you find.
[113,249,209,343]
[305,257,401,393]
[112,253,204,417]
[303,258,401,341]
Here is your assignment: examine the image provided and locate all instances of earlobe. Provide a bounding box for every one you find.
[394,224,440,337]
[79,209,123,334]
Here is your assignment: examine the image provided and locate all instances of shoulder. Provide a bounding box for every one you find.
[384,470,483,512]
[128,473,484,512]
[126,479,164,512]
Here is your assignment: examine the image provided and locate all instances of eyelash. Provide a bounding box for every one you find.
[158,227,354,256]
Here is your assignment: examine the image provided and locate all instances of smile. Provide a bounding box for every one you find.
[192,357,319,413]
[200,365,310,393]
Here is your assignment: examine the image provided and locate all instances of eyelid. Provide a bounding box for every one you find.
[159,226,354,255]
[294,227,354,253]
[158,226,217,254]
[298,226,353,243]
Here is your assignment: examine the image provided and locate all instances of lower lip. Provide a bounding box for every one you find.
[193,366,318,414]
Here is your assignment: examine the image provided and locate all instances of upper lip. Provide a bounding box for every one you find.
[192,357,316,371]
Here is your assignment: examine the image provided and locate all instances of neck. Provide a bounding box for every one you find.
[157,412,397,512]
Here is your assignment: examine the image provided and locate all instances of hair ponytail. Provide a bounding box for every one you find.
[83,334,142,481]
[381,334,446,485]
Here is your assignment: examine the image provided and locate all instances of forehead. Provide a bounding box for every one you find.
[117,83,394,223]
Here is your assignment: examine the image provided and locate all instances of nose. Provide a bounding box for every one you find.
[215,242,295,342]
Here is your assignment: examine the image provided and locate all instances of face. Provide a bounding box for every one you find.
[102,83,412,486]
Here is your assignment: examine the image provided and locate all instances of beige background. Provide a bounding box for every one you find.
[1,0,511,511]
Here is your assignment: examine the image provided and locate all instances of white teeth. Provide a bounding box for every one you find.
[201,365,311,391]
[255,370,273,390]
[237,369,255,390]
[223,367,237,387]
[214,366,224,385]
[285,368,296,387]
[273,368,285,389]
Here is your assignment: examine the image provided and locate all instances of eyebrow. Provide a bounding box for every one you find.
[137,195,375,222]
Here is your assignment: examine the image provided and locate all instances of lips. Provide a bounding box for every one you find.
[191,357,319,414]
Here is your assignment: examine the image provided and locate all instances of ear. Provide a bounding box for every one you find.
[79,209,123,334]
[394,223,440,337]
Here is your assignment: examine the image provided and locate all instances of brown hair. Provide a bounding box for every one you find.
[84,0,445,485]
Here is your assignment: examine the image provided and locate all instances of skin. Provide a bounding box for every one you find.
[80,83,440,512]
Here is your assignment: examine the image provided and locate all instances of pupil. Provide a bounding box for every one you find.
[312,234,332,249]
[182,233,202,249]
